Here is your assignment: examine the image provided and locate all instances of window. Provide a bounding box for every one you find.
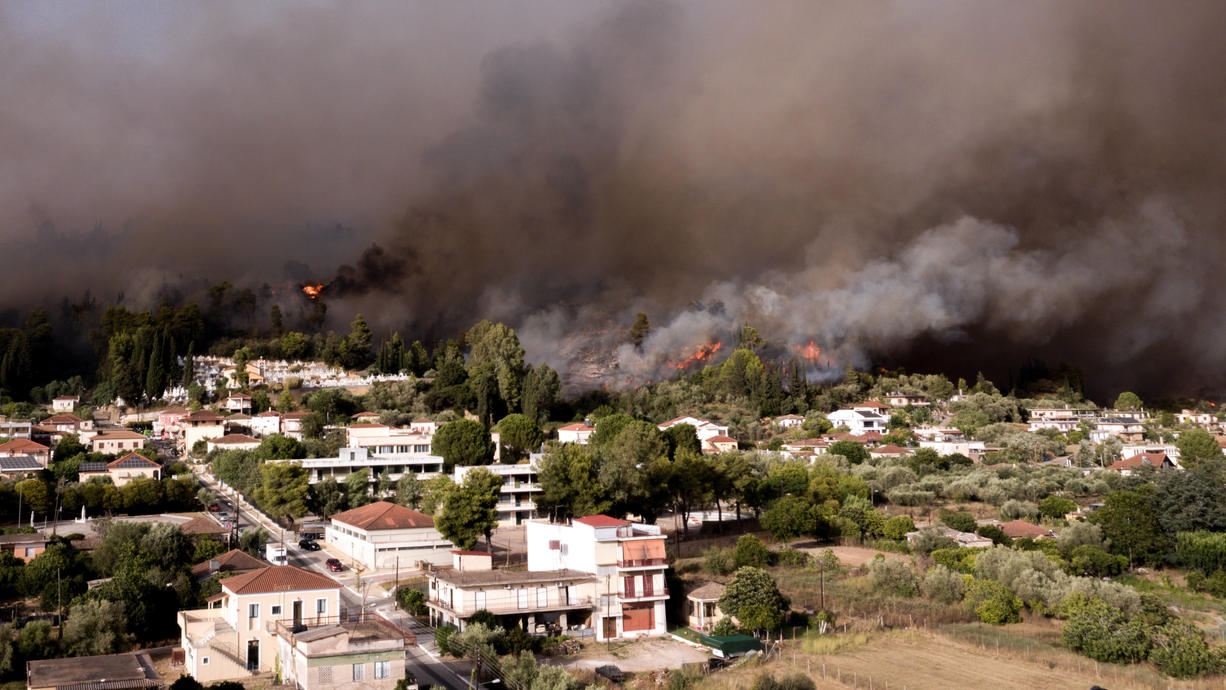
[202,657,210,666]
[23,547,35,557]
[517,589,528,609]
[248,603,260,619]
[271,605,282,617]
[537,587,548,607]
[352,663,365,681]
[374,661,390,679]
[475,591,486,610]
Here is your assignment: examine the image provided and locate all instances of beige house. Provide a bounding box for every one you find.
[90,430,146,454]
[326,501,452,570]
[686,582,727,632]
[427,551,597,636]
[0,533,47,563]
[274,613,407,690]
[223,393,253,414]
[106,453,162,487]
[0,439,51,466]
[50,396,80,413]
[183,410,227,451]
[207,433,262,452]
[178,565,342,683]
[281,411,311,440]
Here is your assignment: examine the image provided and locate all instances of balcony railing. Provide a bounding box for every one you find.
[619,588,669,601]
[427,596,593,616]
[617,558,667,568]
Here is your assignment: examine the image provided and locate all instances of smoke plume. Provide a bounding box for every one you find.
[4,1,1226,396]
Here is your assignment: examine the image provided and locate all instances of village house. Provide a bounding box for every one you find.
[0,533,47,562]
[884,392,929,408]
[869,444,912,459]
[1029,405,1097,422]
[273,612,406,690]
[822,431,884,447]
[207,434,261,453]
[453,462,541,526]
[1178,409,1218,428]
[50,395,79,413]
[0,456,46,478]
[686,582,728,632]
[289,447,445,486]
[827,408,888,436]
[183,410,227,450]
[280,411,312,440]
[154,406,190,439]
[27,652,160,690]
[913,427,965,443]
[0,420,32,440]
[1028,416,1082,434]
[657,416,731,443]
[771,414,805,429]
[0,439,51,467]
[39,413,93,435]
[178,565,342,683]
[780,438,830,455]
[703,435,739,454]
[345,423,434,456]
[89,430,147,455]
[527,515,669,641]
[223,393,253,414]
[103,453,162,487]
[427,550,597,637]
[557,422,596,444]
[919,439,987,462]
[1107,451,1175,476]
[906,527,994,549]
[250,410,282,437]
[325,501,452,570]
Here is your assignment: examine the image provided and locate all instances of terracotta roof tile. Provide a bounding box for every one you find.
[330,501,435,530]
[190,548,267,577]
[222,565,341,595]
[107,453,159,469]
[574,515,630,527]
[210,434,260,445]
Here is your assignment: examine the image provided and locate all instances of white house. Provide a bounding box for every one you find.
[771,414,805,429]
[207,434,262,453]
[527,515,668,641]
[325,501,452,571]
[250,411,282,437]
[50,396,79,413]
[827,409,888,436]
[453,462,541,526]
[557,423,595,444]
[290,447,445,485]
[657,416,730,443]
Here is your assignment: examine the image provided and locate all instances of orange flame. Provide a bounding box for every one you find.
[669,342,723,369]
[796,340,822,364]
[302,284,325,300]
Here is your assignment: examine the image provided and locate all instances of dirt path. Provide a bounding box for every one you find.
[797,545,907,568]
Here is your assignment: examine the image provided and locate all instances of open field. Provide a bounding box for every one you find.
[701,626,1226,690]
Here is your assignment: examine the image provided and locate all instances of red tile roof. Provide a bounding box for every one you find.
[92,430,146,441]
[184,411,226,422]
[209,434,260,445]
[706,435,737,444]
[0,439,49,453]
[346,423,387,429]
[281,411,312,419]
[179,515,229,535]
[190,548,267,577]
[107,453,159,469]
[255,411,281,417]
[856,400,891,409]
[1107,452,1172,472]
[353,411,380,418]
[222,565,341,595]
[998,520,1056,539]
[41,414,85,424]
[559,423,595,431]
[330,501,435,530]
[574,515,629,527]
[872,444,911,455]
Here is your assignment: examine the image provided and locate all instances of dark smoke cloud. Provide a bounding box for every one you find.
[4,1,1226,397]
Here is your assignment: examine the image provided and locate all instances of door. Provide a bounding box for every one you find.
[246,640,259,671]
[292,600,303,631]
[623,576,635,598]
[603,616,618,640]
[642,576,654,597]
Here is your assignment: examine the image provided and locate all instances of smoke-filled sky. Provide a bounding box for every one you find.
[4,1,1226,397]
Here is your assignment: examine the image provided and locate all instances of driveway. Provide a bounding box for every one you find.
[563,637,709,673]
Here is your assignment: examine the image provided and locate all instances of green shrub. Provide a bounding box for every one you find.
[776,548,811,567]
[1039,496,1077,520]
[963,579,1021,625]
[975,524,1012,546]
[1068,545,1127,577]
[930,547,982,574]
[1176,531,1226,575]
[466,609,497,629]
[911,526,957,556]
[940,511,977,533]
[1060,594,1149,663]
[885,488,935,506]
[1148,621,1221,678]
[921,565,966,603]
[434,624,457,656]
[703,546,734,576]
[734,535,770,569]
[998,499,1039,521]
[711,617,738,636]
[867,556,920,597]
[881,515,916,541]
[396,587,426,615]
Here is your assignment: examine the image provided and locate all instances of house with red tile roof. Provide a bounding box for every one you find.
[105,453,161,486]
[325,501,451,570]
[0,439,51,466]
[190,548,267,580]
[1107,452,1175,476]
[206,433,261,453]
[869,444,912,458]
[702,435,739,454]
[557,422,595,445]
[997,520,1056,540]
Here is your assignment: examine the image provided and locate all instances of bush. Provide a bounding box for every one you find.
[940,511,978,533]
[975,524,1012,546]
[1057,522,1104,554]
[921,565,966,603]
[711,617,738,636]
[1068,545,1127,578]
[734,535,770,569]
[776,548,811,567]
[963,579,1022,625]
[931,547,982,574]
[751,672,817,690]
[885,488,935,506]
[1039,496,1077,520]
[1176,531,1226,575]
[703,547,735,576]
[1148,620,1221,678]
[911,526,957,556]
[1060,594,1149,663]
[998,500,1039,521]
[434,624,457,656]
[867,556,920,597]
[881,515,916,541]
[396,587,426,615]
[466,609,497,629]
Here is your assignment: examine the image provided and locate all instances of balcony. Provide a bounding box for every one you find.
[619,588,669,601]
[617,558,667,569]
[427,595,593,618]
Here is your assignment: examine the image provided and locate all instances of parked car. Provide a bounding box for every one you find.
[326,558,344,572]
[207,503,221,512]
[299,539,321,551]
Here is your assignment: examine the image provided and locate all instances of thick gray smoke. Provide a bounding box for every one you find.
[4,1,1226,396]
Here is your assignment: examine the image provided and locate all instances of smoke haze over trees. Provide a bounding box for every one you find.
[4,1,1226,396]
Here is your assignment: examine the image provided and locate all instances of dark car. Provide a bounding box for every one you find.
[298,539,321,551]
[326,558,344,572]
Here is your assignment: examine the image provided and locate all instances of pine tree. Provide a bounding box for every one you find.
[144,331,166,401]
[269,305,284,335]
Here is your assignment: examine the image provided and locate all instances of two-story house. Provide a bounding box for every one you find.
[183,410,227,451]
[178,565,341,683]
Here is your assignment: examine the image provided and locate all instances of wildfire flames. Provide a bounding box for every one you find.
[669,342,723,370]
[301,283,326,300]
[797,340,822,363]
